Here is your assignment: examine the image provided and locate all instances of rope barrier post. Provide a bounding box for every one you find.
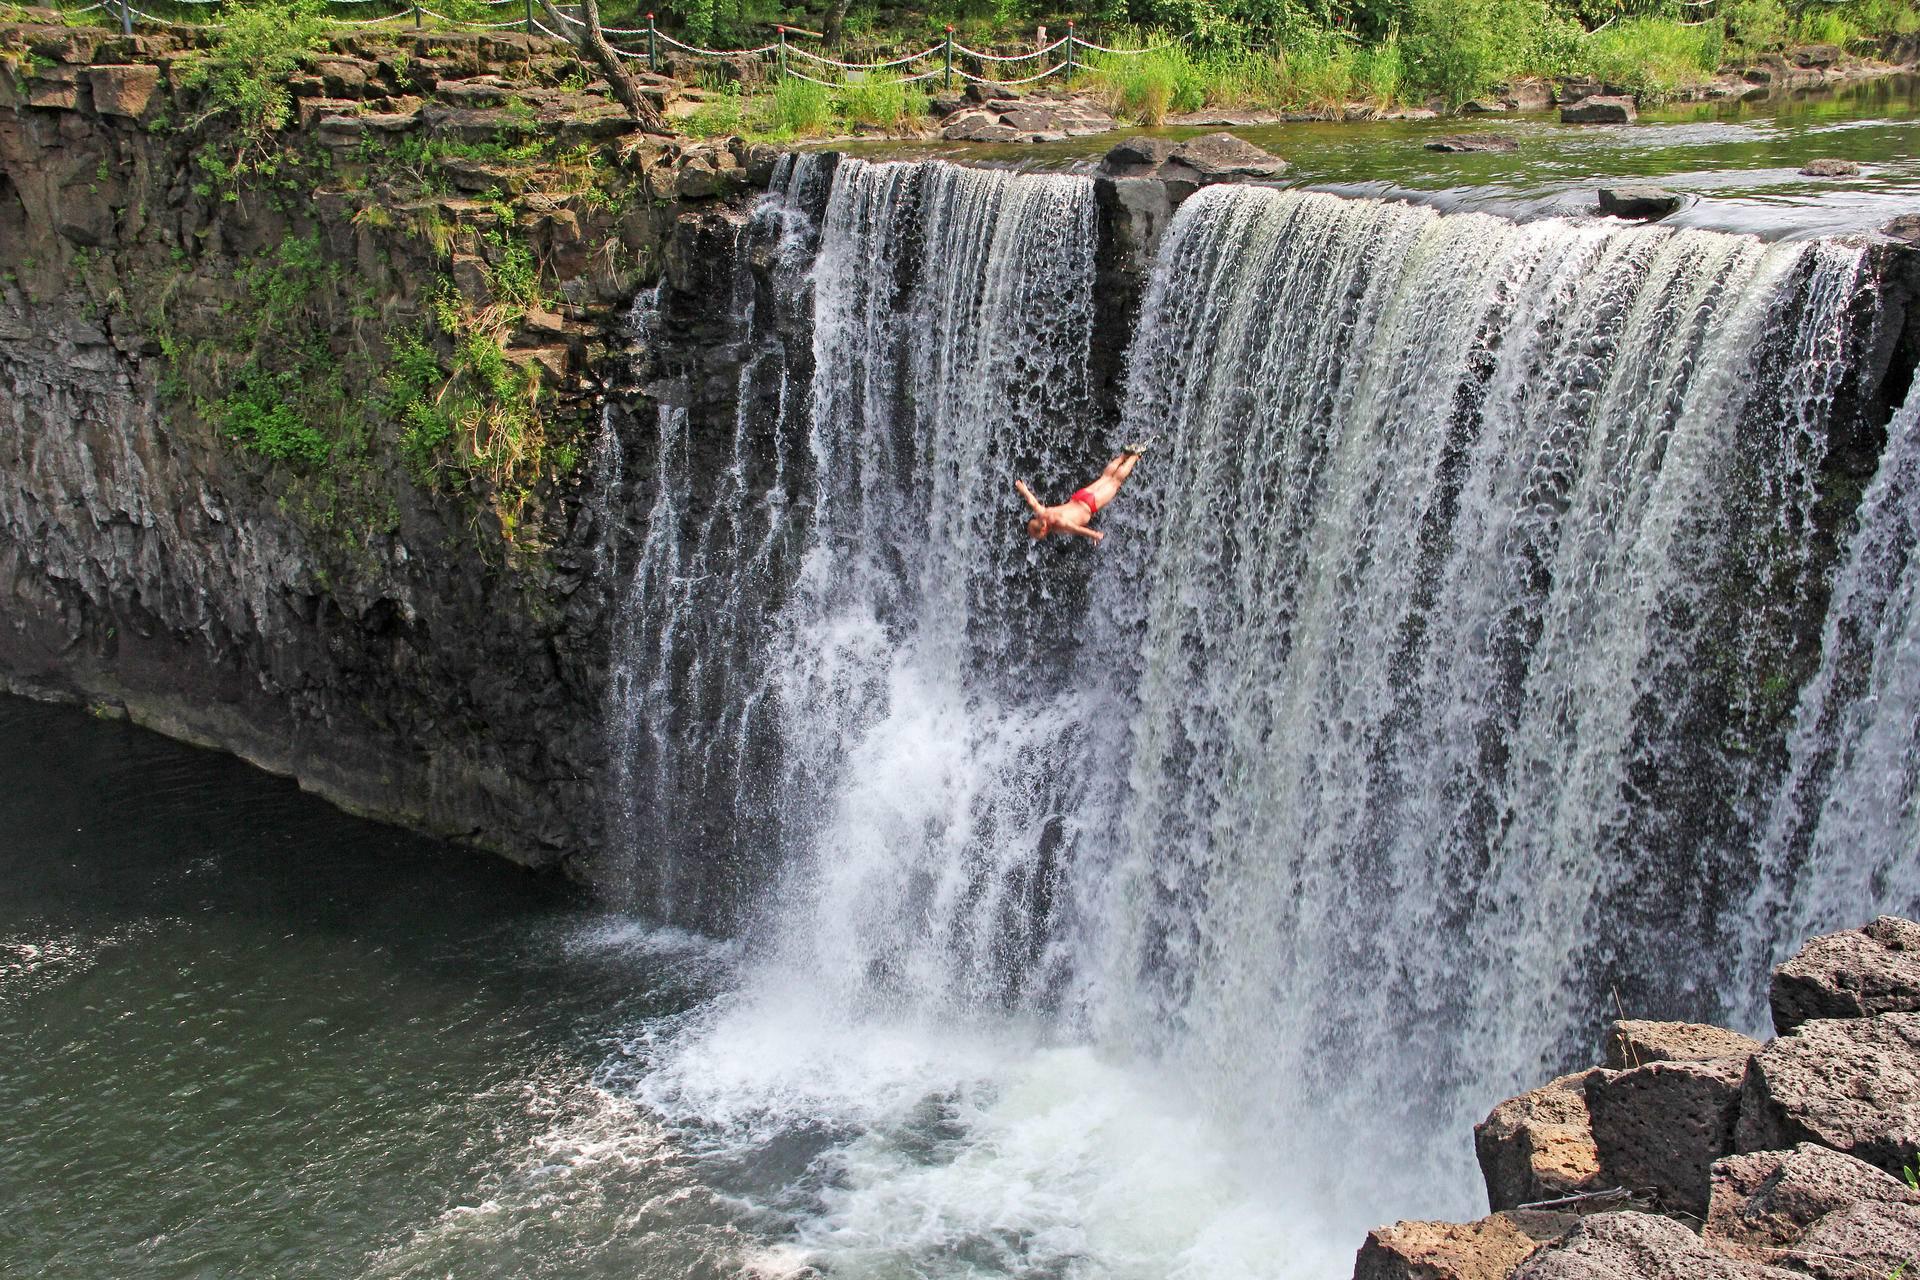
[119,0,131,36]
[1065,20,1075,83]
[522,0,532,35]
[943,25,952,91]
[412,0,421,28]
[776,25,787,78]
[647,12,657,71]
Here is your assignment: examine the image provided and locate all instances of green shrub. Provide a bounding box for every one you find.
[1722,0,1791,55]
[177,0,332,148]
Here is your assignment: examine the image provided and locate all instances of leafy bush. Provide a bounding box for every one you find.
[1721,0,1791,55]
[177,0,332,148]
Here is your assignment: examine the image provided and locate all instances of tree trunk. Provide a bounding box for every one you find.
[535,0,666,130]
[822,0,852,48]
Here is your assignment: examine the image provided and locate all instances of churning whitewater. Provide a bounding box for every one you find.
[594,156,1920,1276]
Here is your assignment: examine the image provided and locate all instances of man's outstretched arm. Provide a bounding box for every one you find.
[1014,479,1046,515]
[1063,524,1104,543]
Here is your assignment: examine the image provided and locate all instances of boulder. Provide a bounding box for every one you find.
[1504,80,1554,111]
[1596,186,1684,219]
[1604,1020,1763,1070]
[85,65,159,118]
[1706,1144,1920,1255]
[1513,1211,1801,1279]
[743,142,781,187]
[675,156,724,200]
[1770,917,1920,1034]
[1787,1198,1920,1279]
[941,113,1022,143]
[1790,44,1843,68]
[963,80,1009,102]
[1425,134,1518,152]
[1355,1210,1578,1280]
[1561,95,1637,124]
[1589,1055,1747,1216]
[1476,1072,1607,1211]
[1164,132,1289,183]
[1799,158,1861,178]
[449,252,491,305]
[1884,213,1920,244]
[1736,1012,1920,1176]
[1099,136,1178,175]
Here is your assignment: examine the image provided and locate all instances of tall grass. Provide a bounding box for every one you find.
[836,72,932,129]
[1583,18,1724,98]
[763,76,836,135]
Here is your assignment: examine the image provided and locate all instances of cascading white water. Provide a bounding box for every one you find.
[1750,377,1920,971]
[608,161,1919,1275]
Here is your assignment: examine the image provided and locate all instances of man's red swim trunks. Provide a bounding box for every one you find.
[1070,488,1100,515]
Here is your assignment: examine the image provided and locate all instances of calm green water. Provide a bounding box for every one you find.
[0,696,758,1279]
[832,73,1920,238]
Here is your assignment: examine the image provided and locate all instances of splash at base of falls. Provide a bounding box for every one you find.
[601,155,1920,1273]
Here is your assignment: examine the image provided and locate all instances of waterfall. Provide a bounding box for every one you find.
[604,161,1919,1272]
[1750,376,1920,972]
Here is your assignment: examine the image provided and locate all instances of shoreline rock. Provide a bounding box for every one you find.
[1354,917,1920,1280]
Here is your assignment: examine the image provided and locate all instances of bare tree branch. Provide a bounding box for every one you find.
[535,0,666,130]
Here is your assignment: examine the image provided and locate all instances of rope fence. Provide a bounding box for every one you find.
[47,0,1155,91]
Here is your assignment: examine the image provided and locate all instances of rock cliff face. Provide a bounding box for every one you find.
[0,24,1225,886]
[0,15,763,871]
[1358,918,1920,1280]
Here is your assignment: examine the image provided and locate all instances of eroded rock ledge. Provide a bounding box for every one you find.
[1358,916,1920,1280]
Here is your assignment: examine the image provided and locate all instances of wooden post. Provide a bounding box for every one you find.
[943,25,953,91]
[777,25,788,78]
[523,0,533,34]
[119,0,132,35]
[1065,20,1075,83]
[412,1,422,28]
[647,12,657,71]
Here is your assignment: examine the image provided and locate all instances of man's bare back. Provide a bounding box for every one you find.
[1015,445,1149,544]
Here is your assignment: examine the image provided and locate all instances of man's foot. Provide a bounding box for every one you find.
[1122,438,1156,455]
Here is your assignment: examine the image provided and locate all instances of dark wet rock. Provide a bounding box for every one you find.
[1884,213,1920,244]
[1771,917,1920,1033]
[1513,1211,1800,1279]
[1604,1020,1763,1070]
[1736,1012,1920,1176]
[1098,135,1178,173]
[743,142,781,187]
[1707,1144,1920,1256]
[1562,95,1637,123]
[1588,1055,1747,1216]
[963,80,1009,102]
[1165,131,1289,183]
[1791,44,1844,68]
[1425,134,1518,152]
[1477,1071,1607,1211]
[1597,186,1684,219]
[1355,1210,1578,1280]
[1800,158,1861,177]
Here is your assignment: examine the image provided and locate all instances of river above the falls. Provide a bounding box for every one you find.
[822,72,1920,239]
